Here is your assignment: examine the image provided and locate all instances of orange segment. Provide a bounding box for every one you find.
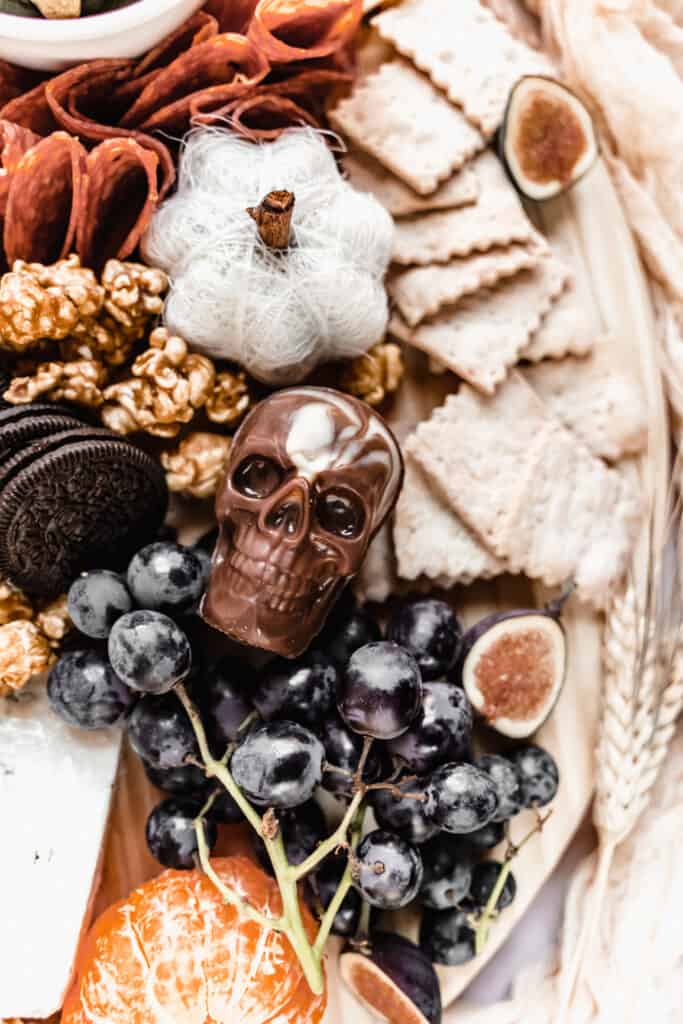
[62,856,326,1024]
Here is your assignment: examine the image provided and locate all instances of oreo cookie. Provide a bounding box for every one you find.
[0,410,86,462]
[0,436,168,598]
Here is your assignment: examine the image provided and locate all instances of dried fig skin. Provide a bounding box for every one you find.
[340,932,442,1024]
[459,599,567,739]
[500,75,599,201]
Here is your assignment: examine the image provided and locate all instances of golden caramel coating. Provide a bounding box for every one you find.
[35,594,73,649]
[101,327,215,437]
[0,578,33,627]
[205,369,253,426]
[0,621,55,697]
[340,342,404,406]
[161,431,232,499]
[100,259,168,331]
[4,359,108,407]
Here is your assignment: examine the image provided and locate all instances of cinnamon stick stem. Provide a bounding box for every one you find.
[247,190,295,249]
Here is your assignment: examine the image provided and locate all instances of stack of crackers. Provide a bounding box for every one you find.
[331,0,647,608]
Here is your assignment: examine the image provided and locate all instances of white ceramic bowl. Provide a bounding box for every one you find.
[0,0,205,71]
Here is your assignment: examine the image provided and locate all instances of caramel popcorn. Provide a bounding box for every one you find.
[161,431,232,499]
[63,314,140,368]
[341,342,404,406]
[4,358,108,407]
[0,578,33,626]
[0,620,54,697]
[205,370,253,426]
[101,327,215,437]
[35,594,73,648]
[101,260,168,331]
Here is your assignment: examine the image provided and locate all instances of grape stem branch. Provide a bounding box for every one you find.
[474,809,552,955]
[177,683,367,998]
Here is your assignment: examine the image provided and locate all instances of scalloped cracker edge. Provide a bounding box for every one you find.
[392,151,534,265]
[394,455,507,584]
[329,60,485,195]
[405,373,642,607]
[520,277,596,361]
[344,150,479,217]
[390,255,570,394]
[373,0,552,136]
[523,335,648,461]
[389,231,549,326]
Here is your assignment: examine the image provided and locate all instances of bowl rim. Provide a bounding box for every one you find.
[0,0,192,40]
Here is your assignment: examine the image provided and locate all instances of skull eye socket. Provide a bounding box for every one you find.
[316,489,366,539]
[233,456,284,499]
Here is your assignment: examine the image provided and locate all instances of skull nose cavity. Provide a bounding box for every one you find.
[266,501,302,535]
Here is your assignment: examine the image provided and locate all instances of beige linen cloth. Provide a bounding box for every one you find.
[446,2,683,1021]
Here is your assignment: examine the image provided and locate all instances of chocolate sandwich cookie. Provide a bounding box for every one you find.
[0,409,87,462]
[0,434,168,598]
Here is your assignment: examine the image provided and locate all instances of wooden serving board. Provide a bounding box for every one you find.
[95,158,669,1017]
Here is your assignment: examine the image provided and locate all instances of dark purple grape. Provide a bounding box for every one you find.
[387,681,473,773]
[127,541,205,615]
[196,657,252,757]
[338,642,422,740]
[317,607,382,666]
[320,715,386,799]
[427,763,499,834]
[465,820,506,851]
[47,650,135,729]
[128,692,199,770]
[253,799,327,872]
[370,777,439,845]
[421,860,472,911]
[252,651,338,729]
[231,721,324,808]
[108,610,192,694]
[340,932,442,1024]
[353,829,423,909]
[145,796,217,869]
[421,833,472,884]
[420,908,476,966]
[307,852,361,938]
[209,788,244,825]
[67,570,133,639]
[476,754,523,821]
[467,862,516,911]
[512,745,559,808]
[144,760,211,797]
[388,599,462,680]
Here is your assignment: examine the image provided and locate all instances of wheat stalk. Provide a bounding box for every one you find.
[556,498,683,1021]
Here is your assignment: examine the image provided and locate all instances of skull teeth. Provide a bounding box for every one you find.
[227,549,324,601]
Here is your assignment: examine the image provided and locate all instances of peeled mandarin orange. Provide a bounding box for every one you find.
[61,856,327,1024]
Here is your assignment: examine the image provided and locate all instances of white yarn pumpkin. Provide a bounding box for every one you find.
[142,128,394,386]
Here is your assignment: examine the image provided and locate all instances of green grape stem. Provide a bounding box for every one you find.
[176,684,370,998]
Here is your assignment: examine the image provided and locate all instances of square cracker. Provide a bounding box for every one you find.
[373,0,552,136]
[405,373,642,607]
[388,232,548,326]
[394,455,507,584]
[329,60,485,195]
[523,335,648,461]
[520,278,596,361]
[344,151,479,217]
[390,255,570,394]
[392,151,534,265]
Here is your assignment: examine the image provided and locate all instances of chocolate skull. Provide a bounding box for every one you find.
[201,387,403,657]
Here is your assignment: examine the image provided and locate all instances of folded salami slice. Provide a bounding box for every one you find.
[191,67,351,125]
[226,93,319,138]
[203,0,259,33]
[0,61,41,110]
[0,81,60,136]
[77,138,159,272]
[120,33,269,134]
[132,8,219,78]
[248,0,362,63]
[4,132,87,266]
[46,61,175,198]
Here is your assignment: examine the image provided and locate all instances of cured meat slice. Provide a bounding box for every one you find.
[0,61,40,110]
[190,67,350,124]
[248,0,362,63]
[77,138,159,272]
[0,82,59,136]
[203,0,259,33]
[120,33,270,134]
[4,132,87,266]
[225,93,319,138]
[132,9,219,77]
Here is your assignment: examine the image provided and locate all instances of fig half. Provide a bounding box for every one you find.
[460,599,567,738]
[340,932,441,1024]
[500,76,598,200]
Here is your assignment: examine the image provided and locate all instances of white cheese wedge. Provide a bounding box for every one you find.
[0,679,122,1018]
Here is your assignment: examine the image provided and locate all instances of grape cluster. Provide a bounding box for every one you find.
[48,561,561,989]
